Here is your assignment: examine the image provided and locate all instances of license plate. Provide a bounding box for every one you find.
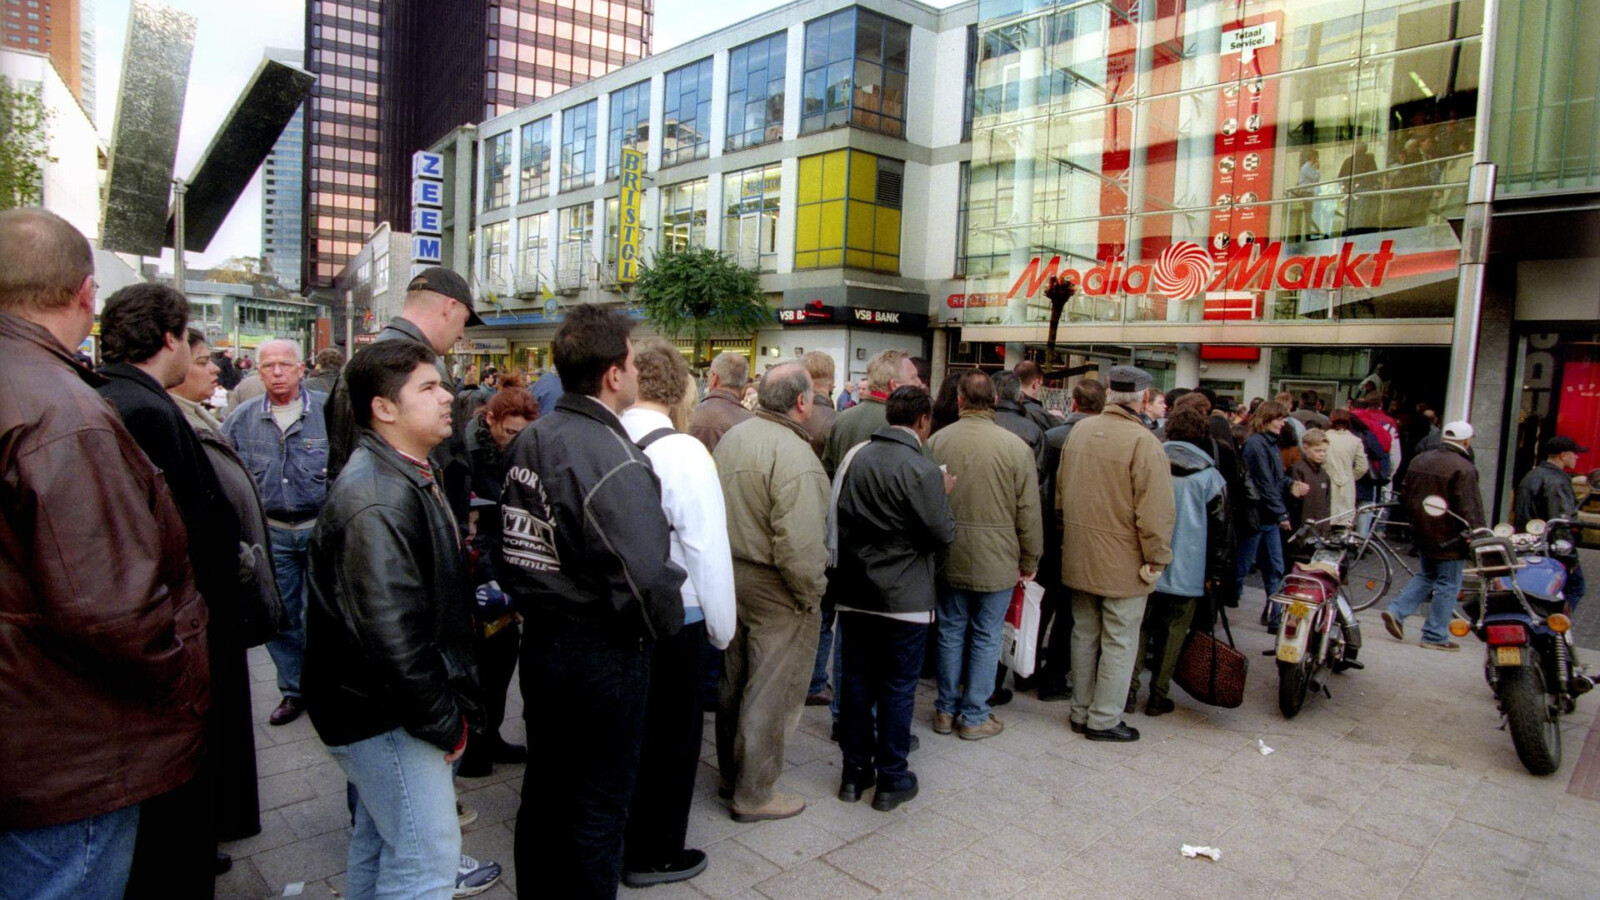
[1288,601,1311,619]
[1312,549,1342,565]
[1496,646,1523,666]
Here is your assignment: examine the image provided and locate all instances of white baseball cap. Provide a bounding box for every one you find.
[1442,420,1474,441]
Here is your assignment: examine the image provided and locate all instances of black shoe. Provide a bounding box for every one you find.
[622,849,708,888]
[838,770,874,803]
[1333,659,1365,672]
[909,734,920,753]
[988,687,1014,707]
[1145,696,1176,716]
[829,722,839,743]
[268,696,303,726]
[1013,674,1038,692]
[214,852,232,876]
[1038,679,1072,702]
[491,741,528,765]
[872,778,919,812]
[455,753,493,779]
[1124,688,1138,714]
[1260,605,1270,627]
[1068,720,1086,734]
[1085,722,1141,742]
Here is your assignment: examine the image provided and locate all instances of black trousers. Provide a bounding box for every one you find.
[122,764,216,900]
[516,624,650,900]
[839,613,926,790]
[1037,584,1074,683]
[459,618,521,770]
[623,620,706,869]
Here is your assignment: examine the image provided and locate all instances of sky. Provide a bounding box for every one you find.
[90,0,957,274]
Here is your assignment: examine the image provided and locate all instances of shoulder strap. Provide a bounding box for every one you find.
[637,427,677,450]
[1216,604,1236,649]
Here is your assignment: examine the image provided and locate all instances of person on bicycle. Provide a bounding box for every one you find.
[1516,435,1588,609]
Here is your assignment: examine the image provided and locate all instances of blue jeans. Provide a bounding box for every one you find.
[1236,524,1287,624]
[1566,561,1586,610]
[936,586,1012,726]
[269,525,312,698]
[1387,556,1466,645]
[839,613,926,790]
[326,728,460,900]
[810,600,835,696]
[0,806,139,900]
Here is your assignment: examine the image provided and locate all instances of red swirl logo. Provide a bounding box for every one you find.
[1152,242,1213,300]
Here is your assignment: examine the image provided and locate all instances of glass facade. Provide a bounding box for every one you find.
[1491,0,1600,195]
[726,32,787,152]
[520,117,552,201]
[607,80,651,179]
[662,58,714,166]
[561,99,599,191]
[484,130,512,210]
[519,212,548,288]
[557,202,594,288]
[722,164,781,272]
[261,59,305,294]
[801,7,910,138]
[964,0,1483,329]
[305,0,382,285]
[485,0,653,119]
[483,219,510,284]
[794,148,902,273]
[660,178,709,252]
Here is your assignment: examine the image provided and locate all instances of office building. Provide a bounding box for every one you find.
[261,47,305,292]
[1,0,88,109]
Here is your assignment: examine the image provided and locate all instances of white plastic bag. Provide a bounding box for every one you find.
[1000,580,1045,678]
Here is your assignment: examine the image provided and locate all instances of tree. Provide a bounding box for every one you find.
[633,245,774,367]
[208,256,266,283]
[0,76,55,210]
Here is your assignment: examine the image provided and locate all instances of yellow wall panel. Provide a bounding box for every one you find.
[818,200,846,249]
[817,249,843,267]
[847,200,875,249]
[846,249,875,269]
[821,150,849,200]
[875,207,900,254]
[795,203,820,252]
[849,151,877,202]
[873,253,898,273]
[797,155,822,204]
[794,251,818,269]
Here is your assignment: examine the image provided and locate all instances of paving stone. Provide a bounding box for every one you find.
[823,832,936,891]
[693,838,784,899]
[214,855,270,900]
[251,827,354,888]
[257,770,318,811]
[280,791,356,840]
[255,737,329,778]
[459,780,523,828]
[914,846,1032,900]
[876,807,982,858]
[220,808,298,859]
[735,816,846,869]
[755,859,877,900]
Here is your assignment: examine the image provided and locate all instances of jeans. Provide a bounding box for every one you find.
[1236,524,1287,625]
[1566,561,1586,610]
[326,728,459,900]
[519,625,650,899]
[839,613,926,790]
[268,525,313,698]
[1387,556,1466,646]
[0,806,140,900]
[935,586,1012,726]
[809,598,835,697]
[624,621,705,871]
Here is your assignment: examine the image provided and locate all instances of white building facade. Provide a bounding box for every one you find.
[1,47,101,241]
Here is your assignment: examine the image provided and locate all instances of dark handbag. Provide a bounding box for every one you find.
[1173,599,1248,708]
[236,540,291,648]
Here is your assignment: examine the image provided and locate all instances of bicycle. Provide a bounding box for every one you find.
[1339,502,1417,612]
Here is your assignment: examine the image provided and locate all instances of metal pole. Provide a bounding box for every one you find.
[172,178,187,290]
[1444,0,1502,423]
[345,289,354,355]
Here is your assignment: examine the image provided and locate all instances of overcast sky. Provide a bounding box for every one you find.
[91,0,955,273]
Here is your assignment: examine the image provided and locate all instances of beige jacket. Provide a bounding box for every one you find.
[1056,404,1175,598]
[714,409,831,610]
[926,409,1044,593]
[1324,429,1369,525]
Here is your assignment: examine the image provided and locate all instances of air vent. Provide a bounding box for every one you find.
[876,169,903,209]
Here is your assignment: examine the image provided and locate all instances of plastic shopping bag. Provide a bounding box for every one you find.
[1000,580,1044,679]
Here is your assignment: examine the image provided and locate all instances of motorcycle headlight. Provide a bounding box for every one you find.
[1527,519,1548,537]
[1493,523,1515,538]
[1554,539,1574,555]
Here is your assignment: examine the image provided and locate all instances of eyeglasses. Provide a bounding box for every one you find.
[259,362,300,373]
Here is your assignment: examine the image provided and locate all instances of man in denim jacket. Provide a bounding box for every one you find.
[224,339,329,727]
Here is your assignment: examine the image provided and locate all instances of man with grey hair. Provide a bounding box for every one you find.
[0,209,209,900]
[1056,365,1175,743]
[712,362,830,822]
[992,369,1046,471]
[822,348,920,478]
[690,350,753,453]
[225,338,331,727]
[799,349,837,459]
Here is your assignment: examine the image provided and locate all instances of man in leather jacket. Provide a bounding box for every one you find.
[498,304,685,898]
[304,340,482,900]
[1516,435,1588,608]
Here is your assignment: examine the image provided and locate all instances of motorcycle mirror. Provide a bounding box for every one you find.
[1527,519,1547,536]
[1554,539,1575,555]
[1493,523,1515,538]
[1421,495,1449,518]
[1589,468,1600,485]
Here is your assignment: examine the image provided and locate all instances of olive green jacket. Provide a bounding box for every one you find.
[926,409,1044,592]
[1057,404,1176,598]
[715,409,831,610]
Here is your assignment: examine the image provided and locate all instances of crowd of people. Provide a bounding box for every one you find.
[1,206,1593,900]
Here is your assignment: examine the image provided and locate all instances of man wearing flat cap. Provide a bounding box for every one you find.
[1055,366,1174,742]
[1517,434,1590,608]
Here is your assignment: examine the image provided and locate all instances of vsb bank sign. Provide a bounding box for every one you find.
[994,238,1399,305]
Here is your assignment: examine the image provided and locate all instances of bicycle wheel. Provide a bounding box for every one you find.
[1345,535,1393,612]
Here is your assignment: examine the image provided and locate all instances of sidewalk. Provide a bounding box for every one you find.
[220,603,1600,899]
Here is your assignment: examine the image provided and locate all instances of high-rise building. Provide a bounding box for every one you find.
[1,0,87,108]
[76,0,91,118]
[262,47,305,293]
[303,0,653,289]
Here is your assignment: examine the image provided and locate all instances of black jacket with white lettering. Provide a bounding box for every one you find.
[497,394,686,640]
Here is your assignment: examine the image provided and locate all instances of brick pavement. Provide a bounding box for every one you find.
[220,602,1600,900]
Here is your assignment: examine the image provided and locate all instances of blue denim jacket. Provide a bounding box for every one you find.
[223,386,330,521]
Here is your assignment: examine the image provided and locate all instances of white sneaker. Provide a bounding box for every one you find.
[455,854,502,898]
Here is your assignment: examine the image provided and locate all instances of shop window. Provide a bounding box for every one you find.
[606,80,650,180]
[561,100,598,192]
[660,178,708,253]
[801,7,909,138]
[794,149,901,273]
[722,164,780,272]
[663,58,713,167]
[484,131,512,211]
[726,32,787,152]
[520,117,551,202]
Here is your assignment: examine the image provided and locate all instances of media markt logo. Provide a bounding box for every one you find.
[1152,242,1214,300]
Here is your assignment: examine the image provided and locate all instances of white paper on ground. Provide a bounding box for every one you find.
[1257,739,1275,755]
[283,884,305,897]
[1181,845,1222,861]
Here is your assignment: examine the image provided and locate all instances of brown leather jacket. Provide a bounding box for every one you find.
[0,313,209,829]
[688,387,753,454]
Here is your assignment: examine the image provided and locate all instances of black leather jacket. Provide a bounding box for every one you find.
[835,427,956,614]
[1515,461,1577,531]
[1401,443,1486,561]
[303,432,481,750]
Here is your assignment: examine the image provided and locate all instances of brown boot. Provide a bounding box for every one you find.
[957,714,1004,741]
[731,792,806,823]
[932,711,954,735]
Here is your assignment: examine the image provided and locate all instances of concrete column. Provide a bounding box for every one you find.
[1175,343,1201,387]
[1005,341,1024,370]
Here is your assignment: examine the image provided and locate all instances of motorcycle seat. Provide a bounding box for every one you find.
[1288,563,1341,593]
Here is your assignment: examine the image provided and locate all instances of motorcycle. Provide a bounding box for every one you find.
[1270,518,1366,718]
[1425,497,1593,775]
